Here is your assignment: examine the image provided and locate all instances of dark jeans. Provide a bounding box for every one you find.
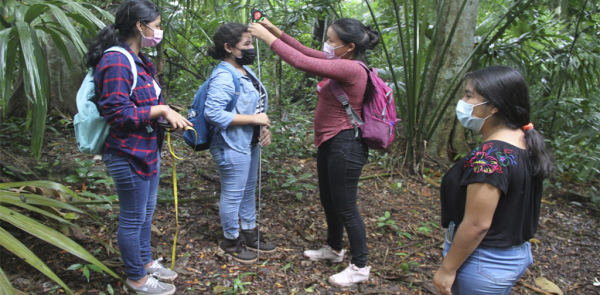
[317,129,369,267]
[103,153,160,280]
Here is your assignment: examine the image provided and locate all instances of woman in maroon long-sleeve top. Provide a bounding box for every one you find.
[249,18,379,287]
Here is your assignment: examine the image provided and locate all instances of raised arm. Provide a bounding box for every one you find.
[258,18,325,58]
[249,23,365,84]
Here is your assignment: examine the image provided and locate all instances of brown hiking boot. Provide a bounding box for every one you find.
[240,228,277,253]
[219,236,257,264]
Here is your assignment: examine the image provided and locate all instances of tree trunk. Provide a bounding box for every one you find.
[156,43,167,100]
[426,0,479,162]
[46,37,85,117]
[5,73,27,120]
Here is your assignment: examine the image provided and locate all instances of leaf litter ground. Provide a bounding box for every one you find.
[1,130,599,295]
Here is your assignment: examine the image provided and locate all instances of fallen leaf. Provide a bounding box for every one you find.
[529,238,541,244]
[212,285,231,294]
[421,187,431,197]
[535,276,564,295]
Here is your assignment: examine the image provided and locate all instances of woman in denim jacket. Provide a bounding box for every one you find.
[204,23,276,264]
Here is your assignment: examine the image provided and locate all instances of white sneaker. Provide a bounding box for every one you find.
[124,276,176,295]
[328,264,371,287]
[145,258,178,280]
[303,245,345,262]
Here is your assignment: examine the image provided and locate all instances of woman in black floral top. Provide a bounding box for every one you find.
[433,66,553,295]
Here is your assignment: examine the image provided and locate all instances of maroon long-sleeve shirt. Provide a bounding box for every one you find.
[271,33,368,146]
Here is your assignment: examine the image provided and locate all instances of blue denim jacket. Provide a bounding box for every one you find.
[204,61,268,154]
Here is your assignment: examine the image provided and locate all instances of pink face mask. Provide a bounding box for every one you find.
[140,23,163,47]
[323,43,348,59]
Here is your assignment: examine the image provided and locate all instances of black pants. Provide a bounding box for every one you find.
[317,129,369,268]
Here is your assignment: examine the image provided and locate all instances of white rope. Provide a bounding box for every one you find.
[256,37,262,263]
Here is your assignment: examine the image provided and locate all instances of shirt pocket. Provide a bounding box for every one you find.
[235,84,257,114]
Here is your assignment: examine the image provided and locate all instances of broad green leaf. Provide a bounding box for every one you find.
[0,181,83,201]
[0,27,15,113]
[66,264,83,271]
[81,3,115,23]
[34,26,74,72]
[46,5,86,55]
[83,265,90,281]
[24,4,50,23]
[0,206,122,282]
[0,266,16,295]
[58,0,106,29]
[1,29,17,118]
[0,227,73,295]
[0,191,85,214]
[88,264,103,273]
[0,196,77,226]
[15,21,41,100]
[0,0,18,24]
[0,28,13,82]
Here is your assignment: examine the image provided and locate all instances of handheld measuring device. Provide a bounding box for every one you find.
[251,8,265,22]
[250,6,265,263]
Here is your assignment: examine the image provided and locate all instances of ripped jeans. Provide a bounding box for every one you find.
[317,129,369,268]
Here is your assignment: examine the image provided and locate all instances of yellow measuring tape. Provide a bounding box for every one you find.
[164,126,197,270]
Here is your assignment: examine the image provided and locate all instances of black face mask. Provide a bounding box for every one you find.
[233,48,256,65]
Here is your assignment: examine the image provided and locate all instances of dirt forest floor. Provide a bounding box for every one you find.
[1,128,599,295]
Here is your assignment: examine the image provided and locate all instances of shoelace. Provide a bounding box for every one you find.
[150,257,165,270]
[235,239,248,253]
[144,276,165,290]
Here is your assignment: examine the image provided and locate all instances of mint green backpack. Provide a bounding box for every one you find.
[74,47,137,154]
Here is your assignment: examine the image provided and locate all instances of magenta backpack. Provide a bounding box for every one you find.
[329,61,399,150]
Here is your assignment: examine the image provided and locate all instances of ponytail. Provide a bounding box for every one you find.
[524,128,554,180]
[331,18,379,60]
[85,24,120,68]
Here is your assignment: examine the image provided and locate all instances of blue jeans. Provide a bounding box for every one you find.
[317,129,369,268]
[443,224,533,295]
[103,153,160,281]
[210,136,259,239]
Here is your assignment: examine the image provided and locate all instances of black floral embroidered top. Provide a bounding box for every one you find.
[440,140,543,247]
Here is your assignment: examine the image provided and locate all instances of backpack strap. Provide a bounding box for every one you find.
[104,46,138,97]
[329,79,365,138]
[214,64,241,111]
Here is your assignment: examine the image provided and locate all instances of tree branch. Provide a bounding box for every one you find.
[166,59,205,80]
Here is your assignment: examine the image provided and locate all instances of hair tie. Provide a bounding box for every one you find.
[522,123,534,131]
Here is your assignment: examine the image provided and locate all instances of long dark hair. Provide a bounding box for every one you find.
[465,66,553,180]
[85,0,160,68]
[207,23,249,60]
[330,18,379,60]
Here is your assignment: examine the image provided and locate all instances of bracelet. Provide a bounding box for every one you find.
[164,105,171,115]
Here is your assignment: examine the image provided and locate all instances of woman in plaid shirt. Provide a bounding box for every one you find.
[84,1,190,294]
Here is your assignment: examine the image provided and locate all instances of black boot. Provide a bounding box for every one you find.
[219,236,257,264]
[240,228,277,253]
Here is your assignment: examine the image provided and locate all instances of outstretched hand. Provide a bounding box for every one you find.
[258,18,275,30]
[258,18,282,38]
[248,23,272,41]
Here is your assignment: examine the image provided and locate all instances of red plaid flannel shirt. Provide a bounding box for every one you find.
[95,44,164,179]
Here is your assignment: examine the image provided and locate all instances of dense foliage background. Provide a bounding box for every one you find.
[0,0,598,293]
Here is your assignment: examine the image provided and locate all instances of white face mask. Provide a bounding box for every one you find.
[455,100,493,132]
[323,43,348,60]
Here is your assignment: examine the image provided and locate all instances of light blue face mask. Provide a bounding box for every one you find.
[456,100,492,132]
